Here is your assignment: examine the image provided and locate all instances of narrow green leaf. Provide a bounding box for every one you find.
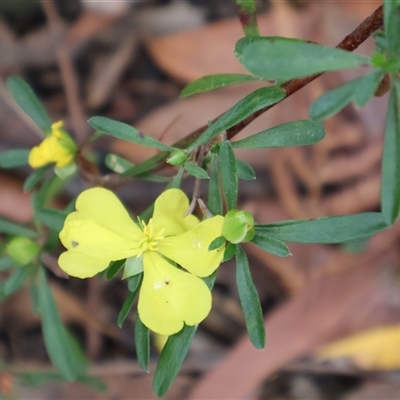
[385,0,400,55]
[0,149,30,168]
[235,246,265,349]
[37,267,87,380]
[381,85,400,224]
[153,325,197,397]
[106,259,125,280]
[208,154,223,215]
[353,70,384,107]
[224,243,237,261]
[32,191,67,231]
[128,272,143,293]
[236,159,256,180]
[232,120,325,148]
[219,141,238,210]
[255,212,387,243]
[7,76,51,132]
[105,154,169,182]
[181,74,261,97]
[236,0,260,37]
[251,234,291,257]
[0,256,14,271]
[235,37,369,83]
[309,72,383,120]
[188,86,286,151]
[135,315,150,372]
[208,236,226,251]
[0,218,37,238]
[184,162,209,179]
[23,165,50,192]
[88,117,172,151]
[3,266,30,296]
[117,291,137,328]
[34,207,68,232]
[168,167,185,189]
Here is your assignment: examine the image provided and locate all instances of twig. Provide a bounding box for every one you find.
[133,5,384,176]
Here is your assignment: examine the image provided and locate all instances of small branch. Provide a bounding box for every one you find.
[131,5,384,176]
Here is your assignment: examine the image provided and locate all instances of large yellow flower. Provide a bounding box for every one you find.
[29,121,76,168]
[58,188,225,335]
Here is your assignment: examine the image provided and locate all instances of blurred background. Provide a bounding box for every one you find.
[1,0,400,399]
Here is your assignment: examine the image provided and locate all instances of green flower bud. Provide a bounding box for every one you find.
[222,209,255,244]
[6,236,40,266]
[166,149,188,166]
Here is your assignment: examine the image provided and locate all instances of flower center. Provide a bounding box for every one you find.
[136,218,165,255]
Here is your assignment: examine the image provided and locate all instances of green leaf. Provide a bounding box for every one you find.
[135,315,150,372]
[219,141,238,210]
[223,242,237,261]
[232,120,325,148]
[35,207,68,232]
[184,162,209,179]
[208,235,226,251]
[123,256,144,279]
[236,0,260,37]
[88,117,173,151]
[105,154,170,182]
[255,212,388,243]
[309,72,384,120]
[384,0,400,55]
[36,267,87,380]
[235,37,369,83]
[7,76,52,132]
[127,272,143,293]
[208,154,223,215]
[117,291,137,328]
[381,85,400,224]
[23,165,50,192]
[153,325,197,397]
[32,192,68,231]
[188,86,286,151]
[235,246,265,349]
[168,167,185,189]
[3,266,30,297]
[0,149,30,168]
[236,159,256,180]
[0,217,37,238]
[106,259,125,280]
[0,256,14,271]
[251,234,291,257]
[181,74,261,97]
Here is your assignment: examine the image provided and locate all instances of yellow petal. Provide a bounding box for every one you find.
[152,189,199,236]
[138,252,211,335]
[28,135,73,168]
[58,250,110,278]
[58,217,138,278]
[158,216,225,277]
[74,188,142,239]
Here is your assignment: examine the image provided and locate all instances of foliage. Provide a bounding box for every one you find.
[0,0,398,396]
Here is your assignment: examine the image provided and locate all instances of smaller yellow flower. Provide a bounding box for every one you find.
[29,121,76,168]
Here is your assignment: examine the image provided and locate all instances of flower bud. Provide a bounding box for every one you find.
[6,236,40,266]
[222,209,255,244]
[166,149,188,166]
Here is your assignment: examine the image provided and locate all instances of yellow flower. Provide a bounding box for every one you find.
[58,188,225,335]
[29,121,76,168]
